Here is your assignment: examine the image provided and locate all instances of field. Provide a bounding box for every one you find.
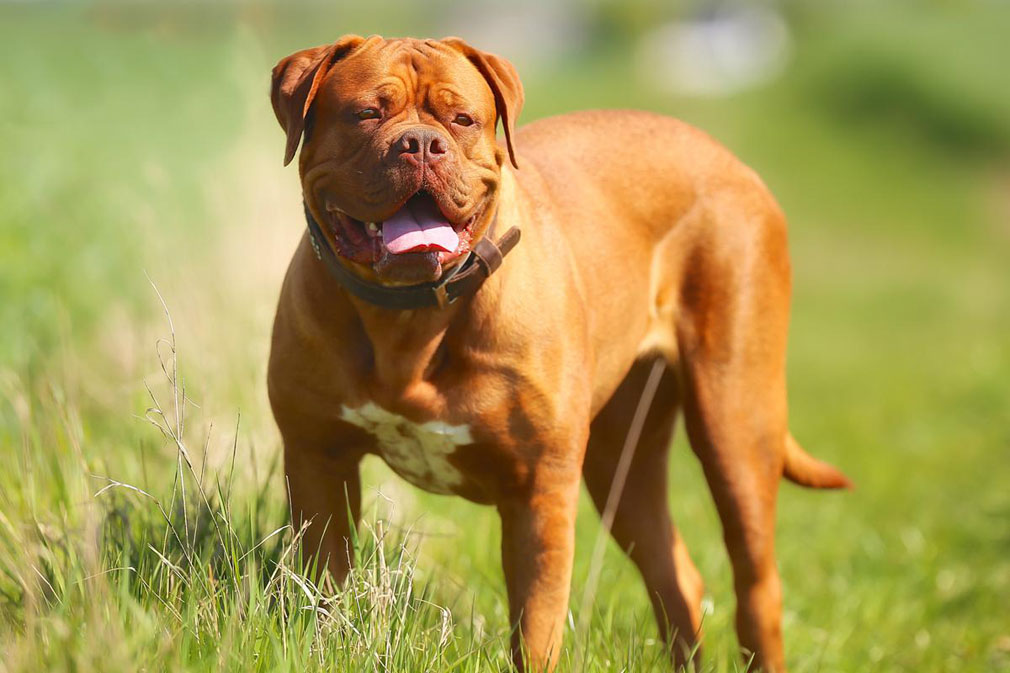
[1,2,1009,671]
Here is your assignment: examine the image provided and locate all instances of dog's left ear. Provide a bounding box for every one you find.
[271,35,365,166]
[442,38,524,169]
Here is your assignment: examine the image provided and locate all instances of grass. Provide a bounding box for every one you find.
[1,2,1009,671]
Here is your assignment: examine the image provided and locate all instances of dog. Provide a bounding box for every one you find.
[267,35,850,672]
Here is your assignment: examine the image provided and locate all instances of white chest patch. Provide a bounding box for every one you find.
[340,402,471,494]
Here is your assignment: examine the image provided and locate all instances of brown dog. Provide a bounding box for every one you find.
[267,35,850,672]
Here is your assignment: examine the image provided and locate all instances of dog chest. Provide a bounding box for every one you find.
[339,402,471,494]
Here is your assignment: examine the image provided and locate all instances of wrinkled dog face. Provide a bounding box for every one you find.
[272,36,523,285]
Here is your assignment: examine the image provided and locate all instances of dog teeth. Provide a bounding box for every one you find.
[367,222,380,237]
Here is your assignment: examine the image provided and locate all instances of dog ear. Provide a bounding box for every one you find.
[442,38,524,169]
[271,35,365,166]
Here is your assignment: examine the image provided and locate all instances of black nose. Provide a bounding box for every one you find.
[395,127,449,165]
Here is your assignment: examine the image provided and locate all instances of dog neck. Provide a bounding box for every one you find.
[351,297,462,392]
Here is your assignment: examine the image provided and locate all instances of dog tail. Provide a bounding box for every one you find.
[783,433,853,489]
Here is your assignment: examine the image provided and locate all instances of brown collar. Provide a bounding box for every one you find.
[304,203,521,310]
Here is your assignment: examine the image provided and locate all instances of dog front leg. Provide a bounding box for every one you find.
[498,469,580,673]
[284,443,362,587]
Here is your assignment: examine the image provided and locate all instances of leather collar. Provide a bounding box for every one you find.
[304,202,520,310]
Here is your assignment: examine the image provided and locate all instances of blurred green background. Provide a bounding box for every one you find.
[1,1,1008,671]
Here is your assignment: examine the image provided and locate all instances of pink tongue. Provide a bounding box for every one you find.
[382,197,459,255]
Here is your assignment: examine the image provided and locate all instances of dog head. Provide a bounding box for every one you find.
[271,35,523,286]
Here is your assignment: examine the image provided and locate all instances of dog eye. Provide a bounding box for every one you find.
[355,107,381,121]
[453,113,475,127]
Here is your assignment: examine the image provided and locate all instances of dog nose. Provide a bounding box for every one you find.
[395,127,449,164]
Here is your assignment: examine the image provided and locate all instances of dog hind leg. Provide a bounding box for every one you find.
[676,210,794,672]
[583,357,705,668]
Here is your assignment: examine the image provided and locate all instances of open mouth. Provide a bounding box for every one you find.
[323,190,483,278]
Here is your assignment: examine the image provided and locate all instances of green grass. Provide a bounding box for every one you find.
[2,2,1009,671]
